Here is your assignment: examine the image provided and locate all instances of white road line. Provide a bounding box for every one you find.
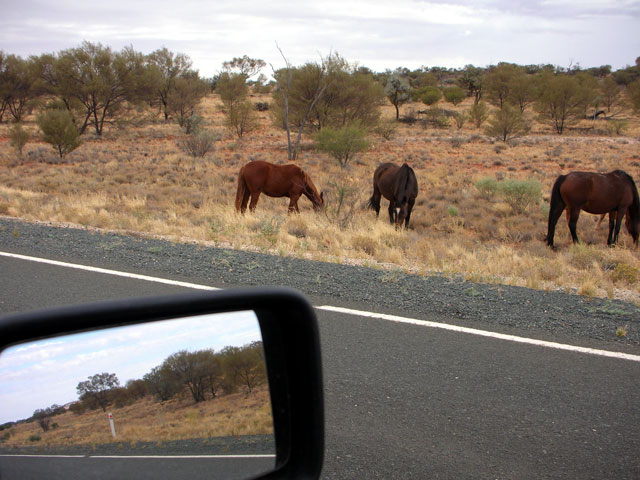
[0,454,275,459]
[317,305,640,363]
[0,251,219,291]
[3,251,639,362]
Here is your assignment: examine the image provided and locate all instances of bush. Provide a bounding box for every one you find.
[181,114,204,135]
[36,109,82,158]
[498,179,542,213]
[414,86,442,105]
[314,125,369,167]
[443,86,466,106]
[474,177,499,199]
[606,119,627,136]
[29,434,41,442]
[484,104,530,142]
[180,130,221,158]
[9,123,29,156]
[469,101,490,128]
[225,100,259,138]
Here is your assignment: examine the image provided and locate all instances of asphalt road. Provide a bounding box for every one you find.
[0,455,274,480]
[1,222,640,479]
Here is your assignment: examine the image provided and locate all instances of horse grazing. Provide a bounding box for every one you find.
[235,160,324,214]
[367,162,419,229]
[546,170,640,248]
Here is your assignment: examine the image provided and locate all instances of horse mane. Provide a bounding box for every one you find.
[394,164,412,202]
[302,169,320,198]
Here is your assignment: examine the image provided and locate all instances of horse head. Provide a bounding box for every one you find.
[312,191,325,211]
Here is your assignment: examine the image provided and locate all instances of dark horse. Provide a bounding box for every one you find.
[235,160,324,214]
[546,170,640,248]
[367,162,419,228]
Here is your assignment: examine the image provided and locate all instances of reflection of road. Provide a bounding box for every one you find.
[0,455,275,480]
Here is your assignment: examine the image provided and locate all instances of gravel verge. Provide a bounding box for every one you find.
[1,216,639,348]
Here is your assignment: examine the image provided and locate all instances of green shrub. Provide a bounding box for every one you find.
[447,205,459,216]
[29,434,41,442]
[474,177,499,199]
[9,123,29,156]
[314,125,369,167]
[443,86,466,106]
[416,86,442,106]
[36,109,81,158]
[498,179,542,213]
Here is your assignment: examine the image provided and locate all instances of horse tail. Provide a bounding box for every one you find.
[395,164,411,202]
[235,166,247,212]
[621,171,640,243]
[546,174,567,247]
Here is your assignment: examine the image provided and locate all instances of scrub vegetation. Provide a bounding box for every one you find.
[0,45,640,302]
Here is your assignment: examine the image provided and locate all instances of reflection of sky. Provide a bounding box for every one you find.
[0,311,261,424]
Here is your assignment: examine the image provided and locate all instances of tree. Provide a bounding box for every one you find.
[0,54,37,122]
[36,108,81,158]
[384,74,411,120]
[32,408,52,432]
[216,72,249,111]
[147,47,194,121]
[36,42,154,136]
[599,76,623,114]
[143,365,181,402]
[76,372,120,412]
[457,64,484,103]
[534,72,596,134]
[167,74,209,130]
[314,125,369,167]
[629,79,640,113]
[222,55,266,79]
[483,63,521,109]
[225,100,260,138]
[162,350,211,403]
[221,342,266,394]
[311,59,384,130]
[271,47,330,160]
[484,104,530,142]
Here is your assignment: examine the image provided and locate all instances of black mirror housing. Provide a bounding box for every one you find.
[0,287,324,480]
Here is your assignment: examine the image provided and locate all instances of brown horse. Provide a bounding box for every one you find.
[546,170,640,248]
[235,160,324,214]
[367,162,419,228]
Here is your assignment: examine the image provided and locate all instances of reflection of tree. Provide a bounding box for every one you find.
[221,342,267,394]
[76,372,120,412]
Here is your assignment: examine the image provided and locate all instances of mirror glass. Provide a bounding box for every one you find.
[0,310,275,480]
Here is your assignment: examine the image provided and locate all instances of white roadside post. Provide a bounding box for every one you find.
[108,413,117,439]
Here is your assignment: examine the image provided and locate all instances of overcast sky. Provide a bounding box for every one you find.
[0,311,261,424]
[2,1,639,77]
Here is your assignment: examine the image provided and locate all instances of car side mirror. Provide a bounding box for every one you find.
[0,287,324,480]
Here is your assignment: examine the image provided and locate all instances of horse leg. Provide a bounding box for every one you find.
[611,209,625,245]
[567,208,581,244]
[404,198,415,229]
[288,194,301,214]
[388,203,396,225]
[249,192,261,212]
[607,212,616,245]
